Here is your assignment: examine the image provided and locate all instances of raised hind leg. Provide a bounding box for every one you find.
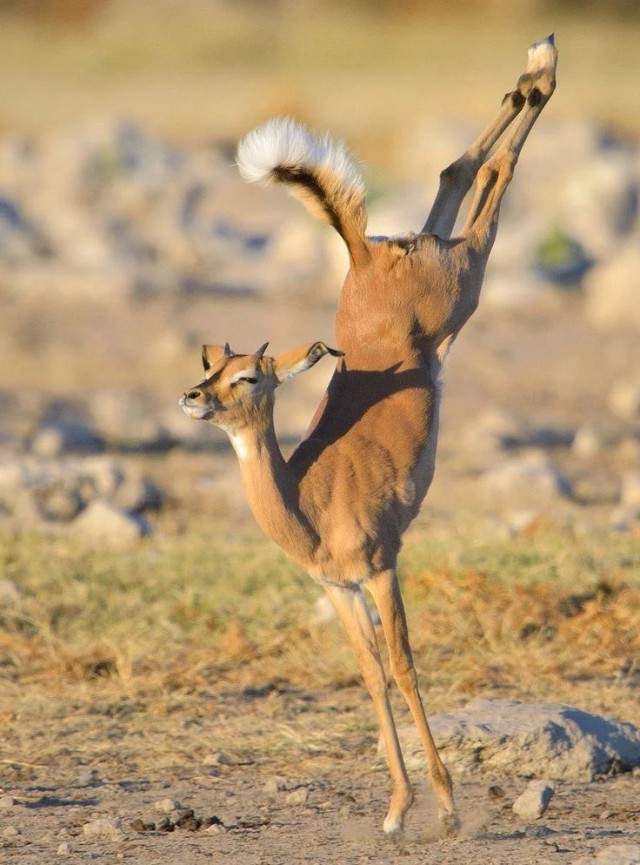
[461,35,557,252]
[423,34,556,240]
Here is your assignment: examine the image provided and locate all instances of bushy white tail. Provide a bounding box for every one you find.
[237,117,368,266]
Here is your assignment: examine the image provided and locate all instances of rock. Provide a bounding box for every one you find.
[572,844,640,865]
[82,817,124,842]
[285,787,309,805]
[512,780,555,819]
[1,825,20,837]
[610,506,640,533]
[57,841,73,855]
[464,408,526,455]
[111,475,163,513]
[72,499,148,550]
[572,427,607,458]
[154,798,180,813]
[34,484,84,522]
[30,420,105,457]
[609,380,640,421]
[585,241,640,330]
[383,698,640,782]
[0,582,20,605]
[620,471,640,511]
[263,775,292,794]
[0,794,15,809]
[481,454,570,508]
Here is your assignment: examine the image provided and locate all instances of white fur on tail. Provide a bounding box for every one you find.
[236,117,368,263]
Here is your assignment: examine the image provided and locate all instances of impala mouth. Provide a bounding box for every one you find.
[179,395,214,421]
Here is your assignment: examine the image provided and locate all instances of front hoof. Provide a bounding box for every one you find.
[383,815,404,840]
[439,809,460,837]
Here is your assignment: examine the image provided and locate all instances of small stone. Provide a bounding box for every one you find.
[285,787,309,805]
[83,817,124,842]
[572,427,606,458]
[481,454,570,507]
[609,380,640,421]
[0,794,15,809]
[263,775,290,794]
[154,798,180,813]
[57,841,73,855]
[72,499,147,551]
[2,825,20,837]
[487,785,505,800]
[621,471,640,511]
[512,780,555,820]
[203,751,245,766]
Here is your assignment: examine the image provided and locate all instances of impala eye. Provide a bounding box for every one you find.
[241,377,257,384]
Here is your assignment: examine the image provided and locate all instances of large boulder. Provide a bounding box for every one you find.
[382,698,640,782]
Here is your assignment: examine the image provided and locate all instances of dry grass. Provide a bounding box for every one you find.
[2,520,638,729]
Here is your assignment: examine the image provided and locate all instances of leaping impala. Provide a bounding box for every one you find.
[180,36,557,838]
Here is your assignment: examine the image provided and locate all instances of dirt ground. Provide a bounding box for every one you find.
[2,682,640,865]
[1,293,639,864]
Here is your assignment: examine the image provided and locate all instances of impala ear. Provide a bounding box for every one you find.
[202,343,232,371]
[274,342,343,384]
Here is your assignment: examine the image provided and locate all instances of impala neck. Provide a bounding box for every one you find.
[227,417,317,564]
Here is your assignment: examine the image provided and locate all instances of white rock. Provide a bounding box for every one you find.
[585,241,640,330]
[383,698,640,781]
[464,408,525,455]
[0,582,20,606]
[572,427,607,458]
[621,472,640,510]
[0,794,15,809]
[1,825,20,837]
[512,780,555,819]
[57,841,73,855]
[83,817,124,842]
[481,453,569,508]
[608,380,640,421]
[285,787,309,805]
[154,798,180,813]
[72,499,146,551]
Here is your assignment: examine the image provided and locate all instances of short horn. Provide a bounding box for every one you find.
[255,341,269,358]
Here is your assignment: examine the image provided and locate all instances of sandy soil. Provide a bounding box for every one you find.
[2,684,640,865]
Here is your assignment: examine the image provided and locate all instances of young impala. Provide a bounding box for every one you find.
[180,36,557,838]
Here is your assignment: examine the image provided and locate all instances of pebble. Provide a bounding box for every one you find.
[0,794,15,809]
[83,817,124,842]
[2,825,20,837]
[609,380,640,421]
[263,775,291,794]
[512,780,555,820]
[285,787,309,805]
[57,841,73,855]
[154,798,181,813]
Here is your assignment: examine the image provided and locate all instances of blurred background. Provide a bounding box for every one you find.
[0,0,639,600]
[1,0,640,800]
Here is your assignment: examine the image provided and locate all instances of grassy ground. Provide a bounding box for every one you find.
[2,516,638,731]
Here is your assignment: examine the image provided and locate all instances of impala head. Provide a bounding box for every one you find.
[179,340,342,431]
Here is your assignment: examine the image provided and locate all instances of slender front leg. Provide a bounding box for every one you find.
[423,34,555,241]
[323,582,414,838]
[367,569,457,834]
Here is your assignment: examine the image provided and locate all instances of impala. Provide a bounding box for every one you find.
[180,36,557,837]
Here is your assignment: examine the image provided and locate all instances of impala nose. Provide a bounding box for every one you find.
[186,388,202,401]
